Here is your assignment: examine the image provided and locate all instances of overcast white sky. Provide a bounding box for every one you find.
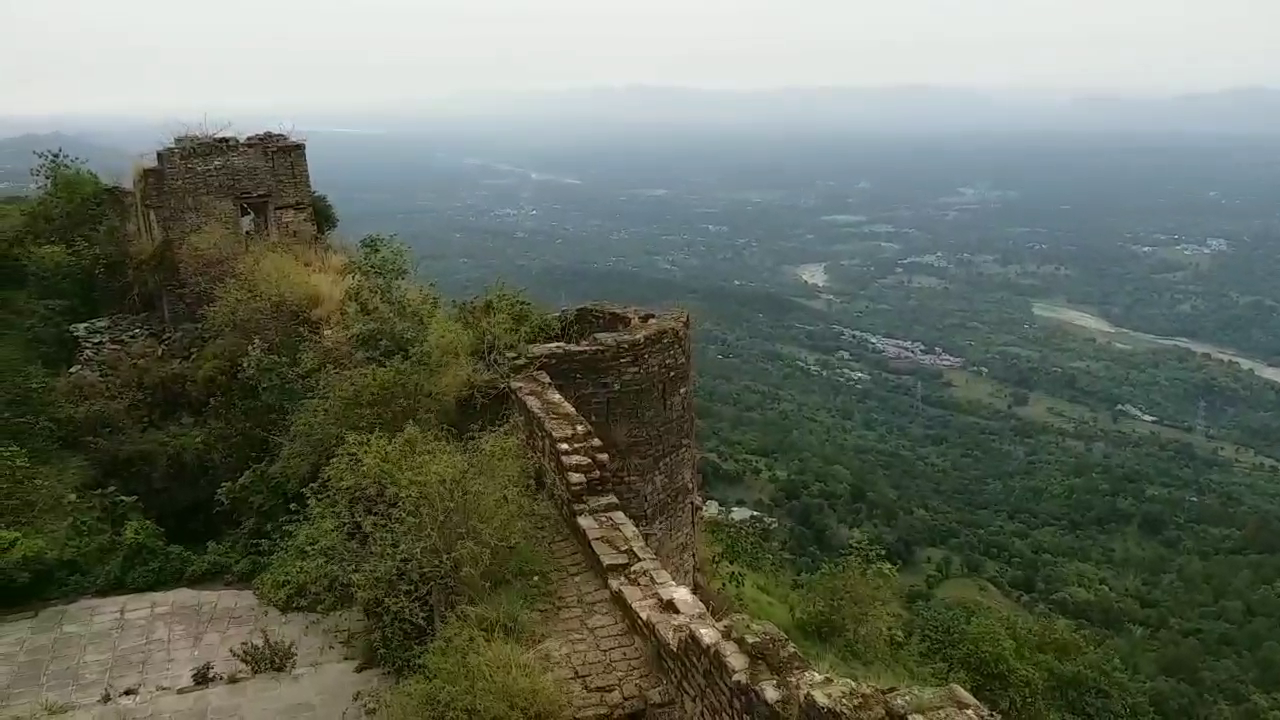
[2,0,1275,116]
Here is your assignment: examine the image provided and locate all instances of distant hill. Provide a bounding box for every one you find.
[1067,86,1280,134]
[391,85,1280,137]
[0,132,138,194]
[2,85,1277,157]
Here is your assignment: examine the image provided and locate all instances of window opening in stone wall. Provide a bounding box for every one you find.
[238,198,271,236]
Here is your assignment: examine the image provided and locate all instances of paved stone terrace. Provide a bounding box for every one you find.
[0,589,380,719]
[536,531,665,718]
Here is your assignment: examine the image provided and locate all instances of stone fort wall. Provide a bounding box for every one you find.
[524,305,699,586]
[130,132,317,250]
[512,305,995,720]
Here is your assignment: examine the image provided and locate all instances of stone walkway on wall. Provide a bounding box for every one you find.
[535,530,666,718]
[0,589,381,720]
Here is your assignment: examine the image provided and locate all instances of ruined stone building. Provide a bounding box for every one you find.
[129,132,317,250]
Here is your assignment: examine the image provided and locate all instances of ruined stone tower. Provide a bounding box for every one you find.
[526,305,699,586]
[130,132,317,249]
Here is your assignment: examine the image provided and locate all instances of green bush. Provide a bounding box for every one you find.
[909,598,1150,719]
[374,620,568,720]
[311,192,340,237]
[96,519,197,591]
[795,535,905,667]
[255,422,551,673]
[0,529,55,596]
[230,630,298,674]
[1,512,201,606]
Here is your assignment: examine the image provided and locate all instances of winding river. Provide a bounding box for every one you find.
[1032,302,1280,385]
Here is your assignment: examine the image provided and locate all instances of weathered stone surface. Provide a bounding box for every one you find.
[884,685,995,719]
[0,589,378,719]
[535,531,665,719]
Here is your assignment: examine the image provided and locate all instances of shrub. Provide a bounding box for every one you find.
[795,535,905,667]
[95,519,197,591]
[311,192,339,236]
[190,661,223,686]
[1,450,200,605]
[217,236,486,537]
[255,422,551,674]
[0,445,81,533]
[230,630,298,674]
[452,284,564,375]
[373,620,568,720]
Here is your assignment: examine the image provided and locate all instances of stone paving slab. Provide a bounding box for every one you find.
[535,532,664,718]
[64,661,375,720]
[0,589,376,719]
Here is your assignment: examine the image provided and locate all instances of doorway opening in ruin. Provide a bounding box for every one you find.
[238,196,271,237]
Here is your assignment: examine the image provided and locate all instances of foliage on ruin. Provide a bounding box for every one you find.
[2,152,567,715]
[311,191,339,236]
[255,423,552,674]
[229,630,298,675]
[372,618,569,720]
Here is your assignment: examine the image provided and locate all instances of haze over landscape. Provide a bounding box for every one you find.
[4,0,1280,122]
[5,2,1280,719]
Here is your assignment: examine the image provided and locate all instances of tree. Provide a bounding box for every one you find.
[796,534,904,665]
[254,423,549,673]
[311,192,339,236]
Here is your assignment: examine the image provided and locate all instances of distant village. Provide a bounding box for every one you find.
[833,325,966,369]
[1130,236,1231,256]
[702,500,775,526]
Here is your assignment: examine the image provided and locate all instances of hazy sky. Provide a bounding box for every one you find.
[2,0,1275,115]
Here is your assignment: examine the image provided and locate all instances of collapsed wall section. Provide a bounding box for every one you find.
[526,305,698,586]
[510,370,995,720]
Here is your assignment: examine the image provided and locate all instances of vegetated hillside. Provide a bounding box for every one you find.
[0,153,574,717]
